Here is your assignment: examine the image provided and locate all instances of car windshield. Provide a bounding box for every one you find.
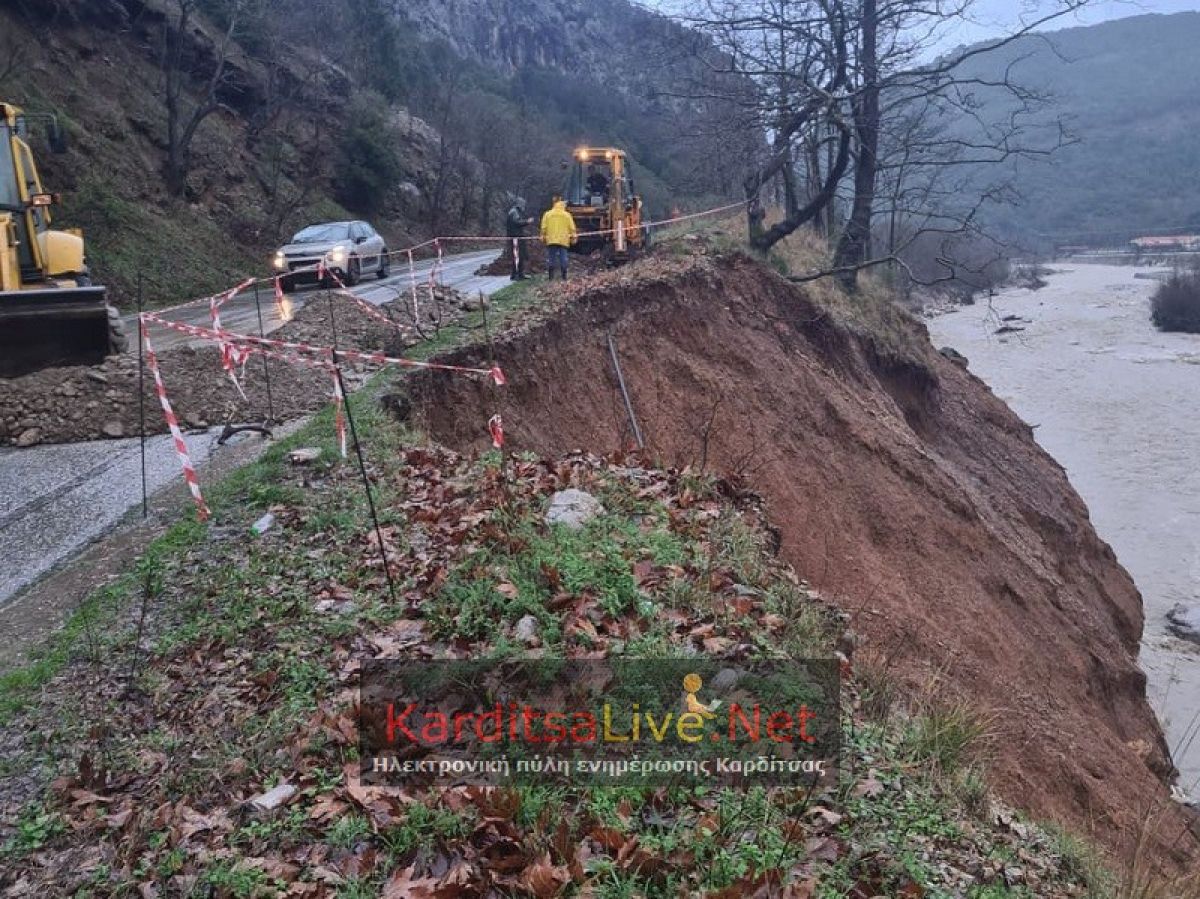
[291,223,350,244]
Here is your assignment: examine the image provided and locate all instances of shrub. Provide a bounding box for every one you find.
[1150,269,1200,333]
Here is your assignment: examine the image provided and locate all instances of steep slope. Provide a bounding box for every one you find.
[406,253,1200,870]
[0,0,734,310]
[952,11,1200,245]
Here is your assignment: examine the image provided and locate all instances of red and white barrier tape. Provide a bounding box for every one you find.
[140,319,210,520]
[141,312,507,383]
[406,248,420,325]
[332,371,347,459]
[488,414,504,449]
[209,278,256,399]
[428,239,443,290]
[319,266,413,340]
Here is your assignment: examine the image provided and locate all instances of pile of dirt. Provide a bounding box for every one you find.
[475,241,610,277]
[407,252,1200,872]
[0,286,471,447]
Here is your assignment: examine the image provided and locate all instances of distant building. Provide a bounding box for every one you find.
[1130,235,1200,252]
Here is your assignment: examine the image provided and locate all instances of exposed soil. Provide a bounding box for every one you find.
[406,252,1200,871]
[0,288,467,447]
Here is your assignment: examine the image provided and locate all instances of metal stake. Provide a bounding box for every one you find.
[333,355,397,604]
[137,273,148,518]
[607,333,644,450]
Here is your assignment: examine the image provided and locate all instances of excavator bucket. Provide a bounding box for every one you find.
[0,285,114,377]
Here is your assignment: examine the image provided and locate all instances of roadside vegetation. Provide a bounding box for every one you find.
[1150,266,1200,334]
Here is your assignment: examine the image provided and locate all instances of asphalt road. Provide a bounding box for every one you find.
[0,250,508,607]
[137,248,505,351]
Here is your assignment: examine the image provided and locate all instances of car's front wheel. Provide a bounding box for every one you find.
[346,256,361,286]
[378,249,390,279]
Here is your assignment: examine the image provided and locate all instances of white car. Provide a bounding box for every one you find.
[272,220,390,291]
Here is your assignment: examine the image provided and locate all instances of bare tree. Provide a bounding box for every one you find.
[159,0,245,196]
[670,0,1092,290]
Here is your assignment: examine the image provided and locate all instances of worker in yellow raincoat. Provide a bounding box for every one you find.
[540,197,577,281]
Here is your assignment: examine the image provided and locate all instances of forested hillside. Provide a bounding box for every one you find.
[953,12,1200,248]
[0,0,738,305]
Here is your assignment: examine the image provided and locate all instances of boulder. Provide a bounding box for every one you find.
[545,488,604,530]
[15,428,41,448]
[249,782,297,816]
[514,614,540,647]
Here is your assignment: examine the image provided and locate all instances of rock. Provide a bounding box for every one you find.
[732,583,760,597]
[1166,604,1200,645]
[288,447,322,465]
[545,488,604,530]
[515,614,540,647]
[15,428,41,447]
[939,346,969,368]
[711,667,741,692]
[101,420,124,438]
[249,782,297,815]
[86,371,109,384]
[184,413,208,429]
[251,513,275,535]
[314,598,356,614]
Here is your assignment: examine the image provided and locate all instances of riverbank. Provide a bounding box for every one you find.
[929,263,1200,797]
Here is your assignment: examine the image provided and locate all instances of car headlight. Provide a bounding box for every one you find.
[272,252,286,270]
[328,246,347,265]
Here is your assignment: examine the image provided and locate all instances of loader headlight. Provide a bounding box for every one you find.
[272,251,286,270]
[328,246,347,264]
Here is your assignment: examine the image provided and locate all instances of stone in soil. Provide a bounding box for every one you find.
[514,614,541,647]
[545,488,604,530]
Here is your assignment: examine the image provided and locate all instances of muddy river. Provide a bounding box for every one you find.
[929,263,1200,798]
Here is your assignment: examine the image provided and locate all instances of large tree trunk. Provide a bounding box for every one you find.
[833,0,879,291]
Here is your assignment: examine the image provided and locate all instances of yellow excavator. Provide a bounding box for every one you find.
[563,147,647,262]
[1,101,124,377]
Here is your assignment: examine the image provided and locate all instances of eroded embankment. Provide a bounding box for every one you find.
[407,252,1200,869]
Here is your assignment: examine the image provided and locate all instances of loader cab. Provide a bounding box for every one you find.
[562,146,644,258]
[0,103,66,286]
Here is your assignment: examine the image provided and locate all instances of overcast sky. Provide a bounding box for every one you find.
[937,0,1200,44]
[644,0,1200,45]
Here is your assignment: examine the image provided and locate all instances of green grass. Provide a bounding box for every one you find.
[427,492,689,642]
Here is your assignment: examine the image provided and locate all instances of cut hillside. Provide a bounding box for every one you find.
[405,250,1200,869]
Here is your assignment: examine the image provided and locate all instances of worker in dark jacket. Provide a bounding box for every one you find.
[505,197,533,280]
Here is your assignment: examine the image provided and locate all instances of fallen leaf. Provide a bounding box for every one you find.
[519,854,570,898]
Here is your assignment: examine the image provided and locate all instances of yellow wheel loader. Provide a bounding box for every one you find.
[563,147,648,262]
[1,101,124,378]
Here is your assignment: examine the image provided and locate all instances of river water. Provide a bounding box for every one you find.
[928,263,1200,797]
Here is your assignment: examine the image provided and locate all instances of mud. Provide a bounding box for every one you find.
[405,252,1200,870]
[0,287,466,447]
